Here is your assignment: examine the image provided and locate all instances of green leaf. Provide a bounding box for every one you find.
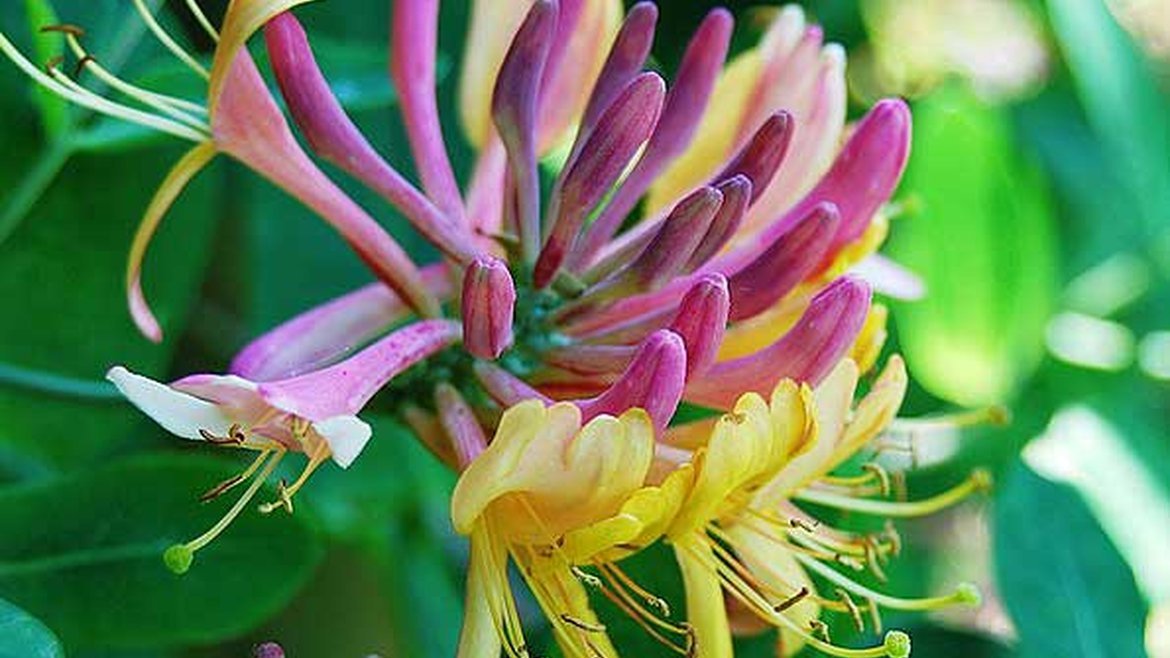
[0,596,64,658]
[888,84,1058,406]
[1046,0,1170,239]
[0,126,220,471]
[994,463,1149,658]
[0,453,324,650]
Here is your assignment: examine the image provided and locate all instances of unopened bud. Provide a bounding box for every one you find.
[461,257,516,359]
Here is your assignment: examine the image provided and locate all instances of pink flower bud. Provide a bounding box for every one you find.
[461,257,517,360]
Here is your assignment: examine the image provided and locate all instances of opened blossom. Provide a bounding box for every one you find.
[2,0,987,656]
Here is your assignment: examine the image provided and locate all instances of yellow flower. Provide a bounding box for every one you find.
[662,357,988,657]
[450,400,694,658]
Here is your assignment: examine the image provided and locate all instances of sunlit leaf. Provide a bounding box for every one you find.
[0,596,64,658]
[995,463,1148,658]
[888,84,1058,406]
[0,454,324,650]
[1047,0,1170,239]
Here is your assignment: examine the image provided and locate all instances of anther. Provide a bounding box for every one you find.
[199,424,246,445]
[790,517,819,533]
[572,566,604,589]
[863,463,893,498]
[647,596,671,617]
[560,615,606,633]
[774,586,809,613]
[73,54,95,78]
[884,521,903,556]
[809,619,831,642]
[199,473,245,503]
[40,24,85,37]
[837,588,865,632]
[258,479,295,514]
[43,55,64,74]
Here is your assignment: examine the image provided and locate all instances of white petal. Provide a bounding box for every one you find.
[106,366,234,440]
[314,415,372,468]
[851,254,926,301]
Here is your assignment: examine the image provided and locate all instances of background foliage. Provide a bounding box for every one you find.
[0,0,1168,657]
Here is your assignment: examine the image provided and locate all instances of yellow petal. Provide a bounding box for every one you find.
[751,359,859,501]
[127,140,218,342]
[850,304,890,375]
[716,289,808,361]
[450,399,552,534]
[675,538,734,658]
[824,355,907,471]
[670,393,781,537]
[560,464,695,563]
[457,0,535,148]
[644,50,762,215]
[456,522,506,658]
[450,401,655,542]
[209,0,319,113]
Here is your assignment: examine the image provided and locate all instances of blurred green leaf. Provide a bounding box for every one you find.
[888,85,1058,406]
[1024,403,1170,604]
[0,121,219,471]
[0,596,64,658]
[1046,0,1170,240]
[995,463,1148,658]
[0,454,324,651]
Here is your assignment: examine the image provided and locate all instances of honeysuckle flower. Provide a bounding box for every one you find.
[662,356,991,657]
[3,2,986,657]
[449,399,696,658]
[106,319,460,573]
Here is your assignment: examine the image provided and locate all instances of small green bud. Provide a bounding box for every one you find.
[163,544,194,575]
[884,630,911,658]
[956,582,982,606]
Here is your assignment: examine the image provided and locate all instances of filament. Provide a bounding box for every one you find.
[794,551,977,612]
[65,34,209,124]
[184,448,284,553]
[184,0,220,42]
[258,440,330,514]
[132,0,210,79]
[795,470,991,518]
[0,33,207,141]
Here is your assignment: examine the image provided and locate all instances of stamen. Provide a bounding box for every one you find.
[199,423,246,445]
[888,405,1010,434]
[795,551,981,612]
[184,0,220,42]
[0,33,207,142]
[604,563,672,618]
[680,539,907,657]
[837,588,866,632]
[49,66,206,139]
[774,586,809,613]
[64,34,209,126]
[863,463,893,497]
[258,441,330,514]
[132,0,210,79]
[560,614,606,633]
[164,448,285,574]
[795,469,992,518]
[571,565,604,589]
[867,598,884,634]
[199,448,272,502]
[39,24,85,37]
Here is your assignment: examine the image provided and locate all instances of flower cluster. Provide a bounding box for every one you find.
[1,0,996,656]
